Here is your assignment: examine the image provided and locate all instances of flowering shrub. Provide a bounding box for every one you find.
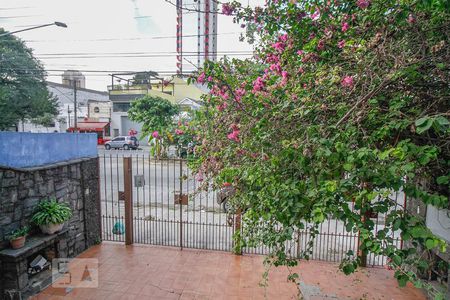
[190,0,449,293]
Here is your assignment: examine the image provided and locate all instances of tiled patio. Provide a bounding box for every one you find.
[34,242,425,300]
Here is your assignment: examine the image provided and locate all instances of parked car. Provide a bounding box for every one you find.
[104,136,139,150]
[217,186,236,213]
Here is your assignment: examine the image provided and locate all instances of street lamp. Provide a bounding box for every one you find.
[0,21,67,37]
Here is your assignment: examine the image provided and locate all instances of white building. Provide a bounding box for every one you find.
[19,81,110,133]
[176,0,218,72]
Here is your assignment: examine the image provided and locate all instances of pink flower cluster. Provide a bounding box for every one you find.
[152,131,159,138]
[281,71,289,86]
[235,88,245,102]
[341,22,350,32]
[338,40,346,49]
[269,62,282,74]
[311,9,320,21]
[197,73,206,84]
[272,41,285,53]
[341,76,354,88]
[356,0,370,9]
[217,102,228,111]
[175,129,184,135]
[221,3,234,16]
[227,124,240,142]
[252,77,265,93]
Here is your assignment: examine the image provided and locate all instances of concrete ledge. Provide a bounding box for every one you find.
[0,132,97,168]
[0,157,97,172]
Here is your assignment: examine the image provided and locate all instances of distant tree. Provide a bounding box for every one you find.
[128,95,179,157]
[0,28,58,130]
[131,71,158,85]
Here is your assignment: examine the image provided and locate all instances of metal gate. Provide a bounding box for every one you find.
[99,150,402,266]
[99,150,236,251]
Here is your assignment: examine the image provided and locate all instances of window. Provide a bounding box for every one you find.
[93,106,100,113]
[113,102,131,112]
[113,137,125,141]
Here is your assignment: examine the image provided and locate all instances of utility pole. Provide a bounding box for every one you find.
[73,81,78,133]
[67,105,71,128]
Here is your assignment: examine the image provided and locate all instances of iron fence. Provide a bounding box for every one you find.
[99,149,402,267]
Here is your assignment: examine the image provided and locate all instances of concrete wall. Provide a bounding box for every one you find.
[426,205,450,243]
[0,132,97,168]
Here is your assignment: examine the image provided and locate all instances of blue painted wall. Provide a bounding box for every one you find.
[0,132,97,168]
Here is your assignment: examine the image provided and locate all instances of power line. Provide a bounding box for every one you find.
[35,50,253,56]
[0,32,242,43]
[0,53,254,61]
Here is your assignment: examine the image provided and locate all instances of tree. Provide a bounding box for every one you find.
[0,29,58,130]
[128,95,179,156]
[191,0,449,295]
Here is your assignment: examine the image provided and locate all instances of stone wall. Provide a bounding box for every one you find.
[0,157,101,254]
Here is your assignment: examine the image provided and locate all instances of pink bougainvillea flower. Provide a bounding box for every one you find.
[297,50,304,56]
[223,182,231,187]
[311,9,320,20]
[298,67,304,74]
[356,0,370,9]
[317,39,325,50]
[227,129,240,142]
[341,76,354,88]
[272,41,285,52]
[217,102,228,111]
[221,3,234,16]
[197,73,206,84]
[235,88,245,102]
[265,53,280,63]
[269,62,282,73]
[341,22,349,32]
[338,40,346,48]
[207,76,213,82]
[152,131,159,138]
[252,77,265,93]
[279,33,288,42]
[175,129,184,135]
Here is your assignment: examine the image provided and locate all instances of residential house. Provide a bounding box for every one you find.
[108,72,206,138]
[19,73,110,133]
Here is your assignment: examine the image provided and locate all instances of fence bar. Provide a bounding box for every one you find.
[179,159,183,250]
[124,156,133,245]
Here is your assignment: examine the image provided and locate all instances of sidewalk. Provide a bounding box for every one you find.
[34,242,425,300]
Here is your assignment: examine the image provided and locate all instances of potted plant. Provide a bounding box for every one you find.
[7,226,29,249]
[31,199,72,235]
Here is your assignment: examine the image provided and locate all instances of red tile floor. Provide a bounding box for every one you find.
[34,242,425,300]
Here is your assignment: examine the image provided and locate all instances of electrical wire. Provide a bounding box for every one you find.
[0,32,243,43]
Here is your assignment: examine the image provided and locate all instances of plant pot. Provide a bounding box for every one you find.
[10,236,26,249]
[39,223,64,235]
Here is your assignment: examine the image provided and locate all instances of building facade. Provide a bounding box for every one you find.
[176,0,218,73]
[19,81,110,133]
[108,73,205,138]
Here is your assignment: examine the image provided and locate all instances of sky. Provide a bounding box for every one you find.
[0,0,263,91]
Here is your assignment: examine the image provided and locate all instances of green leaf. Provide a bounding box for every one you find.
[392,219,402,231]
[436,176,449,185]
[342,264,355,275]
[435,116,449,126]
[397,275,408,287]
[425,239,436,250]
[415,117,433,134]
[393,255,402,266]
